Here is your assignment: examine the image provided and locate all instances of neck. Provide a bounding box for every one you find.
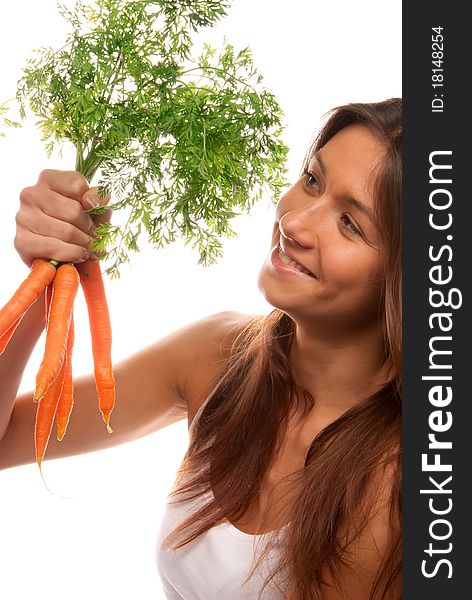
[288,318,387,415]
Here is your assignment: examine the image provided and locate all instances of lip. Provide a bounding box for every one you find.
[269,244,317,279]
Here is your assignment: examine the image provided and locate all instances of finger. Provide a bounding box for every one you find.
[16,207,96,252]
[19,232,91,264]
[81,187,113,228]
[31,189,97,237]
[37,169,89,202]
[92,207,113,229]
[80,186,111,211]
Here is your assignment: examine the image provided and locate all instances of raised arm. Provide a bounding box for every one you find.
[1,168,95,447]
[0,169,249,469]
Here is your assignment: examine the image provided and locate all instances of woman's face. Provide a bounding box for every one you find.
[258,123,387,334]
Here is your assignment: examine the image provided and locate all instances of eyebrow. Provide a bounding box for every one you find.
[312,151,376,225]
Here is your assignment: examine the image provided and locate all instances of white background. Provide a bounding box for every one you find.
[0,1,401,598]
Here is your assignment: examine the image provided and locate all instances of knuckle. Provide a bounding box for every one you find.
[38,169,53,182]
[14,215,29,242]
[14,231,31,256]
[13,234,23,254]
[13,235,30,266]
[69,201,84,221]
[19,186,35,206]
[67,172,89,199]
[14,210,24,228]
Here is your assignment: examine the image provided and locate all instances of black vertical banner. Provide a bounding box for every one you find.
[403,2,470,598]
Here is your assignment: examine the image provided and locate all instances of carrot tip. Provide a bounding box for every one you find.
[33,386,45,402]
[36,459,48,489]
[36,460,72,498]
[57,421,67,441]
[102,413,113,433]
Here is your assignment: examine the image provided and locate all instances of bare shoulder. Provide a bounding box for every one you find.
[171,311,259,421]
[173,310,255,354]
[99,310,257,440]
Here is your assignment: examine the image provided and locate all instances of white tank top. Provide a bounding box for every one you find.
[155,401,288,599]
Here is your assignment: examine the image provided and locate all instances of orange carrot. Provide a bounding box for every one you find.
[33,281,67,470]
[56,314,75,441]
[35,351,67,470]
[34,283,54,405]
[45,282,53,323]
[0,258,56,338]
[76,259,115,432]
[0,315,23,356]
[34,263,79,402]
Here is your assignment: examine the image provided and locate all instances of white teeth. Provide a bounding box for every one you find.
[278,248,314,277]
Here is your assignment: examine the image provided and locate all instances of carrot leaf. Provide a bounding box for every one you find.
[0,100,21,138]
[14,0,289,277]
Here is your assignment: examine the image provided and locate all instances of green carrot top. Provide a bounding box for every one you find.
[14,0,289,277]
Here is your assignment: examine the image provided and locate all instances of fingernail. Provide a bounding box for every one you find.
[88,221,97,234]
[84,195,100,210]
[82,249,90,261]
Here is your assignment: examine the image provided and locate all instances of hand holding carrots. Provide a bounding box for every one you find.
[15,169,111,267]
[1,171,115,474]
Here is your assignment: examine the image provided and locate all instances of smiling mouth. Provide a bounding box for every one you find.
[278,245,316,278]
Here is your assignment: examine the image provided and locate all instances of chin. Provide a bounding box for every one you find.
[257,264,301,319]
[257,263,282,310]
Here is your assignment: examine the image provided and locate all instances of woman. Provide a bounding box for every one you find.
[0,98,402,599]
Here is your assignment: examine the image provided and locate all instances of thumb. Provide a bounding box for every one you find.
[80,186,112,226]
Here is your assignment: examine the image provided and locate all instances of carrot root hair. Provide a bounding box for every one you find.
[102,412,113,434]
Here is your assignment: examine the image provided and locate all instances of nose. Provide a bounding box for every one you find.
[278,205,317,249]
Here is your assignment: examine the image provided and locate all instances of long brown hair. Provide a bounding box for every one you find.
[164,98,402,599]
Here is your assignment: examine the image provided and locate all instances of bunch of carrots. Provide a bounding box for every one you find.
[0,256,114,474]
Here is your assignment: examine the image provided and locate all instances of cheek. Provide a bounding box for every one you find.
[326,252,383,292]
[364,257,385,287]
[358,263,385,309]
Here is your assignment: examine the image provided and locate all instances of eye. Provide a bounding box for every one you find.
[340,214,361,237]
[302,169,320,189]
